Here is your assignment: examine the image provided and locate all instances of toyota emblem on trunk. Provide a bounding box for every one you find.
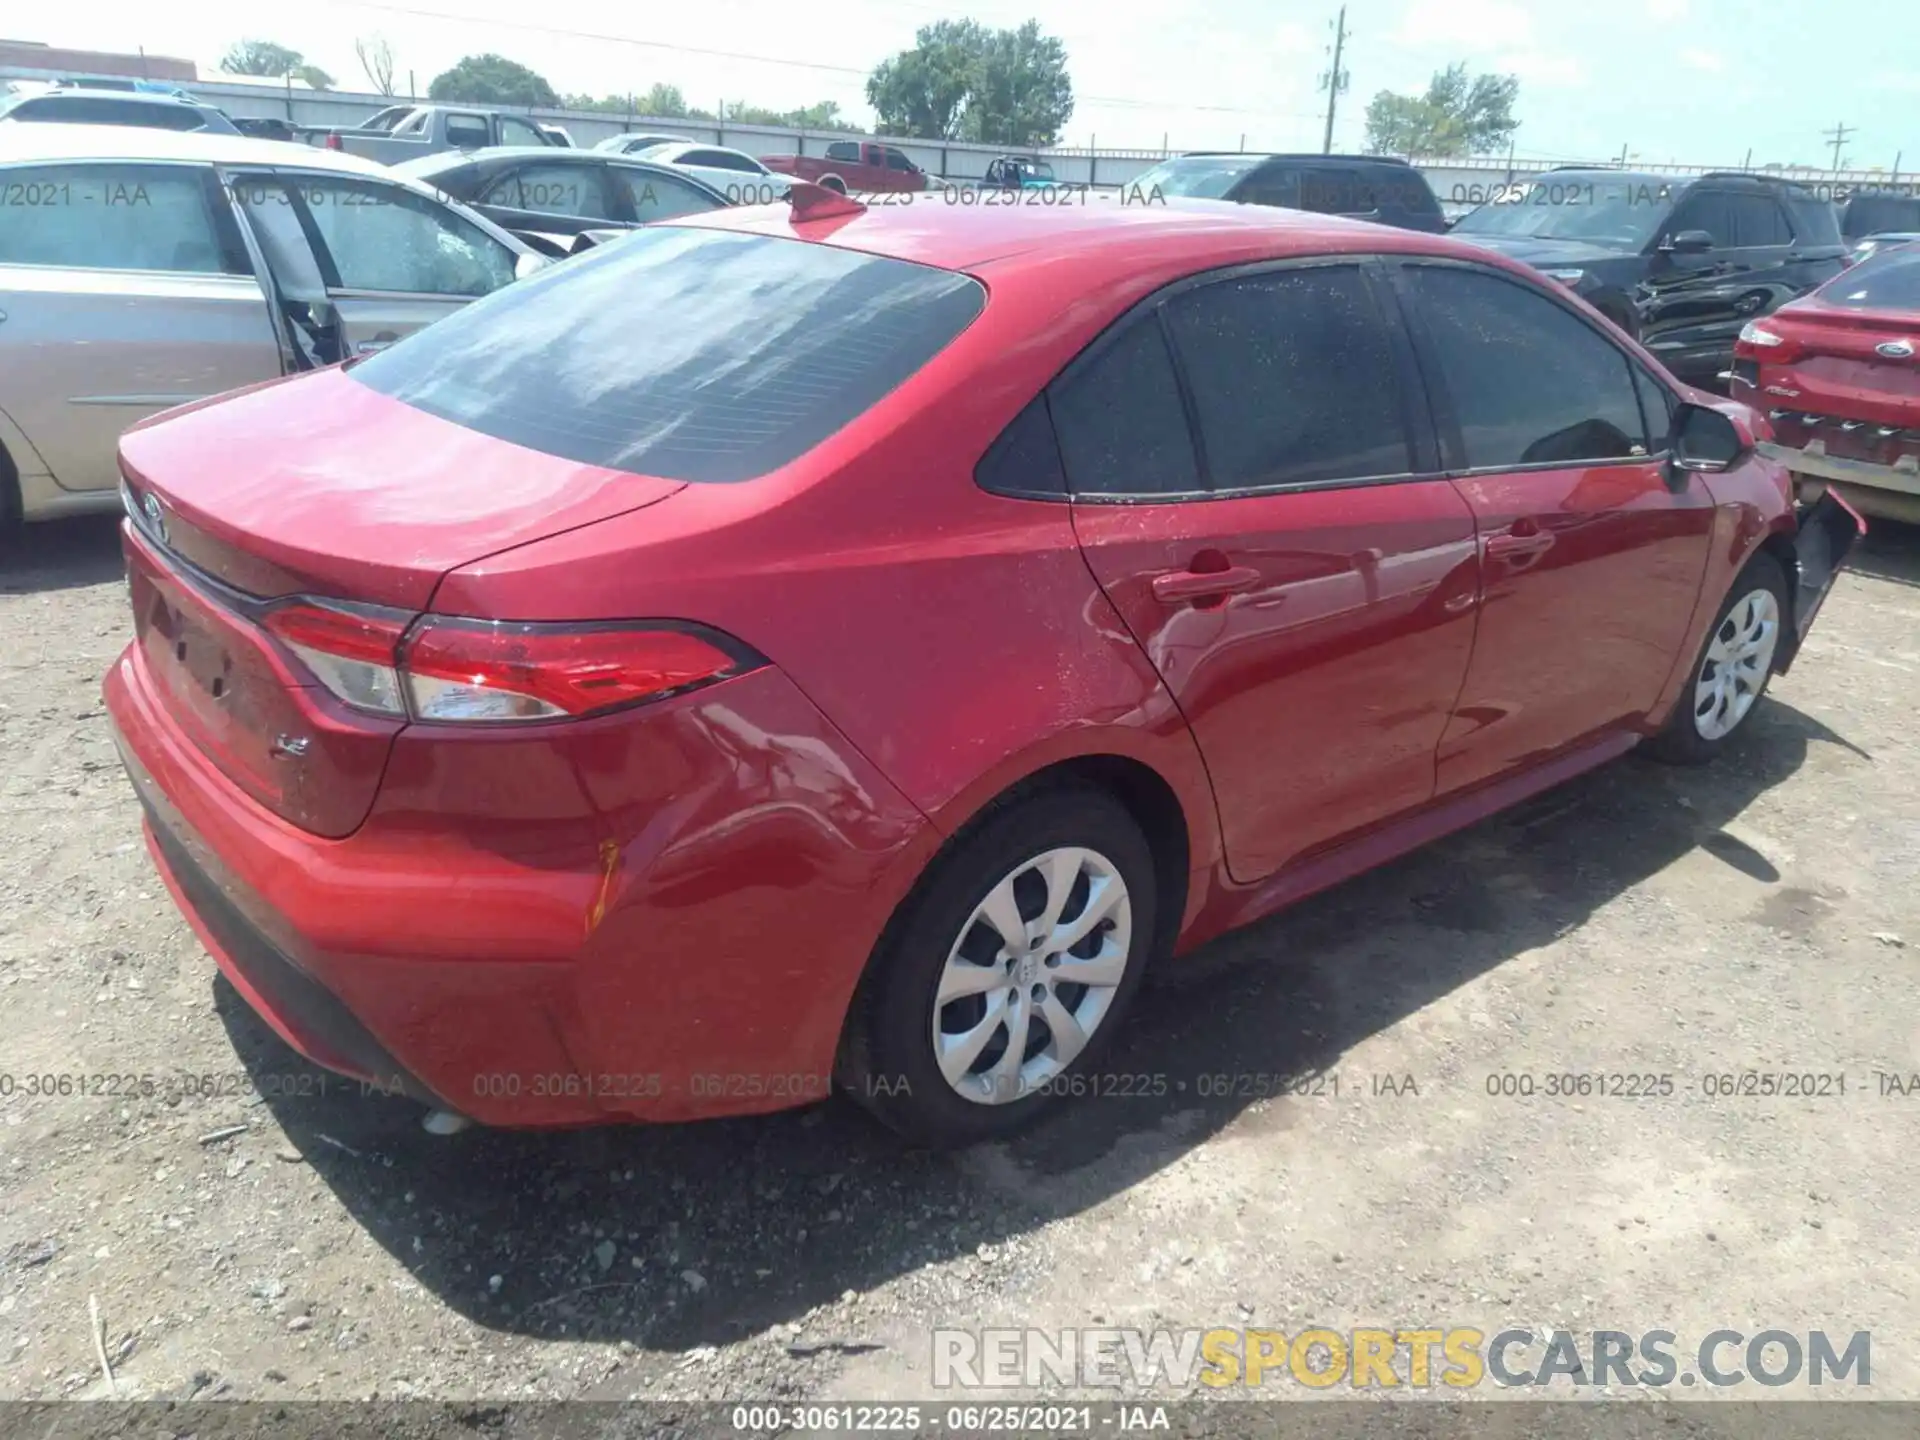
[1876,339,1916,359]
[140,491,169,543]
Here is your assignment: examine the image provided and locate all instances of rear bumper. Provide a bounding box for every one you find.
[105,636,937,1127]
[1759,439,1920,496]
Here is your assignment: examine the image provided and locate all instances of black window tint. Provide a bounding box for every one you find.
[825,142,859,162]
[1298,168,1362,214]
[1236,165,1300,208]
[1728,193,1790,247]
[1049,319,1200,496]
[483,163,611,218]
[1163,267,1410,489]
[885,149,915,171]
[1407,266,1647,469]
[351,227,984,484]
[1667,189,1733,246]
[975,396,1067,497]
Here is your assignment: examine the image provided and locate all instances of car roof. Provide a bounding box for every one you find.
[670,192,1480,273]
[648,142,753,160]
[1176,151,1410,166]
[0,121,392,175]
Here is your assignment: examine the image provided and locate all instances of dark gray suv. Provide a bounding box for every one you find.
[1126,153,1447,232]
[1451,169,1848,388]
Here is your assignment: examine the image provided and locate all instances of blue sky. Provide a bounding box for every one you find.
[40,0,1920,168]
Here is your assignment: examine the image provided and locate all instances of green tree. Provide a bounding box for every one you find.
[867,19,1072,145]
[220,40,305,78]
[428,54,560,109]
[1363,63,1518,158]
[963,20,1072,146]
[866,19,991,140]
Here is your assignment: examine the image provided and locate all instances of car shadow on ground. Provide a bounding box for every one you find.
[220,693,1862,1358]
[1847,516,1920,590]
[0,514,124,595]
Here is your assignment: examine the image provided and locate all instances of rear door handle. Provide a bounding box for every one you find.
[1152,564,1261,603]
[1485,531,1554,560]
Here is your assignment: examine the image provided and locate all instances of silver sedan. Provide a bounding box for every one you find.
[0,123,545,525]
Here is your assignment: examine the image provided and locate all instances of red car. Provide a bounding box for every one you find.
[1732,241,1920,526]
[105,186,1862,1148]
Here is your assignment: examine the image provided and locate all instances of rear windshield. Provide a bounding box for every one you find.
[1819,246,1920,310]
[349,225,985,483]
[1843,194,1920,240]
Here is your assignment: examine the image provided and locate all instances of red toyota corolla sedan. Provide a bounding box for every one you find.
[105,185,1863,1148]
[1731,240,1920,526]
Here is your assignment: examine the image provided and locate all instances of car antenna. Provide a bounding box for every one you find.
[787,180,867,222]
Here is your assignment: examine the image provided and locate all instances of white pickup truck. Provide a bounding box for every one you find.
[307,104,561,164]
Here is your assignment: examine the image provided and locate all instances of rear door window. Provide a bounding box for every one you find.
[613,167,724,222]
[1049,319,1201,497]
[825,141,861,162]
[0,163,238,273]
[349,226,985,483]
[482,163,613,219]
[1162,266,1412,488]
[1727,193,1791,247]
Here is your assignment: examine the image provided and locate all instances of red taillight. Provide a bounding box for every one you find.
[1734,320,1801,365]
[262,601,754,725]
[401,619,747,723]
[324,133,343,150]
[263,600,409,715]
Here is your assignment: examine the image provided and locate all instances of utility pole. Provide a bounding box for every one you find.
[1320,5,1349,155]
[1822,121,1856,173]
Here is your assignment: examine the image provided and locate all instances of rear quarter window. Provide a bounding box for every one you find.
[349,226,985,483]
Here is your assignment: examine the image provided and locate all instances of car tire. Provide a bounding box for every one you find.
[819,174,848,195]
[840,785,1157,1148]
[0,443,21,541]
[1644,550,1789,765]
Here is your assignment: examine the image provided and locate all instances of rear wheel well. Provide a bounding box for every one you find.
[834,753,1194,1079]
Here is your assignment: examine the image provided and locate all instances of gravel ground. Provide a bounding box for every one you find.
[1,513,1918,1407]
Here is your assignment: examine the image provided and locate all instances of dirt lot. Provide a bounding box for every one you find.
[2,513,1919,1407]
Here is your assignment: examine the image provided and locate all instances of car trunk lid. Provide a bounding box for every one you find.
[117,367,686,612]
[116,367,685,836]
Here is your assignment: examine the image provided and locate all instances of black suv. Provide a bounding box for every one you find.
[1450,169,1847,388]
[1840,190,1920,243]
[1126,152,1446,232]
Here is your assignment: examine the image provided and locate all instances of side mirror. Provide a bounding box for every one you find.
[1667,402,1749,484]
[1663,229,1715,255]
[514,251,554,279]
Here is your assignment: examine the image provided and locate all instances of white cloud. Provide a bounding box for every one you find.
[1644,0,1690,17]
[1680,48,1725,73]
[1496,48,1587,87]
